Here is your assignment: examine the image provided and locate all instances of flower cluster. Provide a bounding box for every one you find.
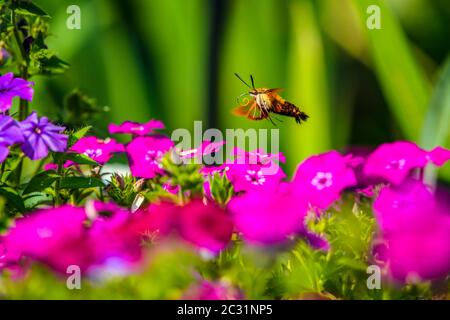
[0,74,68,161]
[0,106,449,298]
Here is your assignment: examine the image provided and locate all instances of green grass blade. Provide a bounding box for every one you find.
[420,57,450,183]
[352,0,431,141]
[285,0,331,169]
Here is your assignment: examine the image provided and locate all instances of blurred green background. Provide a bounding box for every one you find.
[31,0,450,179]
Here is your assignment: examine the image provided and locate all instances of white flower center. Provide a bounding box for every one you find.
[84,148,103,159]
[385,158,406,170]
[37,227,53,239]
[311,171,333,190]
[145,150,163,168]
[245,169,266,186]
[130,126,144,132]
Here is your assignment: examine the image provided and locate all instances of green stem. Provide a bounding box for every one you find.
[11,8,30,121]
[0,160,6,182]
[11,8,30,186]
[54,161,63,206]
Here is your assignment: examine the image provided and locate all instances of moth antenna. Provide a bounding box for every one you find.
[274,116,284,123]
[234,73,251,89]
[250,75,256,90]
[266,113,277,126]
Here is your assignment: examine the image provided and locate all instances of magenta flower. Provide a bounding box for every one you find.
[87,203,145,269]
[71,136,124,164]
[117,201,177,240]
[208,149,286,193]
[126,135,173,178]
[20,112,68,160]
[292,151,357,210]
[0,115,24,162]
[177,199,233,253]
[373,180,450,282]
[184,280,243,300]
[2,203,148,274]
[2,206,89,272]
[428,146,450,166]
[108,119,164,136]
[0,72,34,112]
[228,186,308,244]
[364,141,449,185]
[232,147,286,165]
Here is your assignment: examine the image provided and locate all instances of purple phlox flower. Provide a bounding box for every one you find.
[292,150,357,211]
[228,185,309,245]
[70,136,124,164]
[0,115,24,162]
[373,180,450,282]
[126,135,173,178]
[0,72,34,112]
[108,119,165,136]
[0,48,11,65]
[20,111,68,160]
[364,141,450,185]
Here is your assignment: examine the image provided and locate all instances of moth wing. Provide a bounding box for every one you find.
[232,98,254,116]
[232,98,266,121]
[266,88,284,94]
[246,102,266,120]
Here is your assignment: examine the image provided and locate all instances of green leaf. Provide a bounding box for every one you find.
[285,0,331,166]
[59,177,105,189]
[352,0,431,141]
[12,0,50,17]
[23,170,60,195]
[420,57,450,183]
[52,152,99,166]
[63,153,99,166]
[30,49,70,75]
[0,186,26,213]
[73,125,92,140]
[24,193,53,210]
[67,125,92,147]
[209,172,234,206]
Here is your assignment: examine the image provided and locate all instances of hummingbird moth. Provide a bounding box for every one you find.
[232,73,309,125]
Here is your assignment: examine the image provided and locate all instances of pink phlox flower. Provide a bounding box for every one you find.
[292,150,357,211]
[177,199,233,254]
[126,135,173,178]
[108,119,165,136]
[70,136,124,164]
[364,141,449,185]
[228,185,308,244]
[373,180,450,282]
[177,140,225,160]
